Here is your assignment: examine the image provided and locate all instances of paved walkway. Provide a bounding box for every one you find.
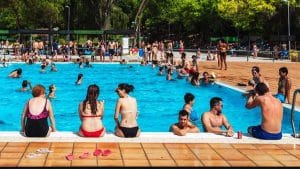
[1,142,300,167]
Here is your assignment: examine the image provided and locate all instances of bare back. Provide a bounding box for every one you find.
[28,98,49,115]
[79,101,104,131]
[118,96,138,127]
[258,94,283,133]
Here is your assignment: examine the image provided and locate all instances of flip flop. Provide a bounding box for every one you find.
[36,148,53,154]
[93,149,102,156]
[65,153,74,161]
[25,153,42,159]
[79,152,90,159]
[101,149,112,156]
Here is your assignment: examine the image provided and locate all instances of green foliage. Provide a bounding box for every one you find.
[0,0,298,42]
[217,0,276,32]
[110,6,130,30]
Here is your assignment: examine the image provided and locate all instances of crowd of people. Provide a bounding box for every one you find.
[8,63,290,141]
[4,37,292,141]
[0,39,123,63]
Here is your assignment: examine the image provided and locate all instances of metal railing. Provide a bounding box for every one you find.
[291,89,300,138]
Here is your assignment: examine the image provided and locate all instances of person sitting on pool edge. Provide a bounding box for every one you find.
[114,83,140,138]
[170,110,200,136]
[245,82,283,140]
[201,97,234,137]
[78,84,105,137]
[248,66,269,89]
[21,84,56,137]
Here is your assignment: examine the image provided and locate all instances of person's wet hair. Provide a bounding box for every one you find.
[279,67,288,74]
[255,83,269,96]
[252,66,260,73]
[178,109,189,118]
[184,93,195,104]
[159,66,163,71]
[41,65,46,69]
[22,80,28,88]
[77,73,83,80]
[17,68,22,75]
[32,84,45,97]
[11,68,22,75]
[83,84,100,115]
[117,83,134,93]
[49,84,55,93]
[210,97,222,109]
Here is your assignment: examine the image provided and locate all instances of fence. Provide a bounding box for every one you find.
[1,46,300,63]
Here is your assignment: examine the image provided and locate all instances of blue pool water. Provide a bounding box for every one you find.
[0,63,299,133]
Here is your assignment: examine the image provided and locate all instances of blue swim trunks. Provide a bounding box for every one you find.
[274,93,285,103]
[248,125,282,140]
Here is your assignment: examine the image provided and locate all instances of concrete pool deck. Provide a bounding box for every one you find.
[0,140,300,167]
[0,131,299,144]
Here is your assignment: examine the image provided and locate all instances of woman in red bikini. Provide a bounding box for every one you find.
[78,84,105,137]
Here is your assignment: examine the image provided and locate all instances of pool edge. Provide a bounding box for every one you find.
[0,132,298,144]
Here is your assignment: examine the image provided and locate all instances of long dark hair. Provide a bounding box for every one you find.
[83,84,99,115]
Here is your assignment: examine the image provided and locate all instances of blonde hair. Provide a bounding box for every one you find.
[32,84,45,97]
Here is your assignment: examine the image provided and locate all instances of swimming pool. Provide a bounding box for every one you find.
[0,63,299,134]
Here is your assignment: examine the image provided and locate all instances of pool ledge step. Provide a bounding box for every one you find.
[0,132,298,144]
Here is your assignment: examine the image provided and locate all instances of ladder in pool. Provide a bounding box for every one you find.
[291,89,300,138]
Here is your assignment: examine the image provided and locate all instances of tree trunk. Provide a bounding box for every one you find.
[134,0,149,47]
[102,0,114,30]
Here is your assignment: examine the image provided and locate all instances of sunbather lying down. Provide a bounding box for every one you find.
[237,82,247,86]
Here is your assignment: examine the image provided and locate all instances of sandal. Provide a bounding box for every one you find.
[79,152,90,159]
[101,149,112,156]
[93,149,102,156]
[36,148,53,154]
[25,153,42,159]
[65,153,74,161]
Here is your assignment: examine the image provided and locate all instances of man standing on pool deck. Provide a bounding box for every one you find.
[201,97,234,137]
[170,110,200,136]
[246,83,283,140]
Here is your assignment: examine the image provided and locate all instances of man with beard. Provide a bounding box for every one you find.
[202,97,234,137]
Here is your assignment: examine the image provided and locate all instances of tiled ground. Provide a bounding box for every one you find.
[0,142,299,167]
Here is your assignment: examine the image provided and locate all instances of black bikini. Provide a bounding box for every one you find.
[119,126,139,138]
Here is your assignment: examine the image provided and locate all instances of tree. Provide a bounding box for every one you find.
[216,0,277,33]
